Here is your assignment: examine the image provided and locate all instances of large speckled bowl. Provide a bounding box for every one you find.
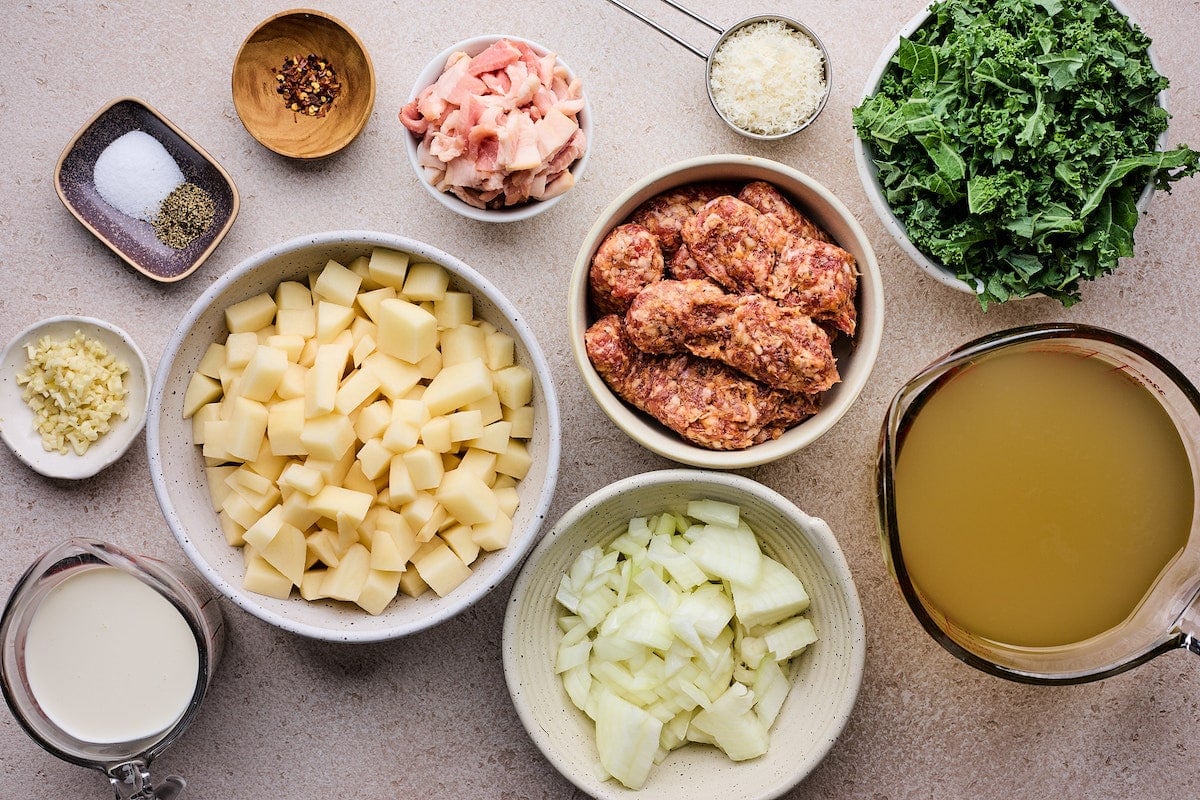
[147,230,560,642]
[502,469,865,800]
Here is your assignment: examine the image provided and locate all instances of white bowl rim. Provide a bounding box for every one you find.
[568,153,884,469]
[501,468,867,799]
[0,314,149,480]
[147,229,562,641]
[852,0,1168,295]
[402,33,593,223]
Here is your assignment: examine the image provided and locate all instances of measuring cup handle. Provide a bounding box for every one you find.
[108,761,186,800]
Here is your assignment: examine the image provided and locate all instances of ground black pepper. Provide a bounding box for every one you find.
[153,182,215,250]
[273,53,341,117]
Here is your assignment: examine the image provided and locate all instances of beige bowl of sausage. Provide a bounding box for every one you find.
[568,154,884,469]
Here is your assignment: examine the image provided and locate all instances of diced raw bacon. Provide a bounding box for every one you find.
[467,39,522,76]
[402,37,588,209]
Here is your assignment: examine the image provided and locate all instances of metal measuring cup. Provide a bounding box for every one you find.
[0,538,225,799]
[603,0,832,139]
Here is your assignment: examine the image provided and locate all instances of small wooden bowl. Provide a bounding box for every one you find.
[232,9,375,159]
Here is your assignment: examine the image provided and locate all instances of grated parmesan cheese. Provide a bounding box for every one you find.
[708,20,827,136]
[16,330,129,456]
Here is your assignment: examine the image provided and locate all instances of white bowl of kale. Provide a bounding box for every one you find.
[852,0,1198,308]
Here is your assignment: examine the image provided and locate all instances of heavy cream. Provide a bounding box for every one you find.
[24,565,200,744]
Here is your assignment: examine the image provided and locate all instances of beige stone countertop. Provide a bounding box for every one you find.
[3,1,1200,798]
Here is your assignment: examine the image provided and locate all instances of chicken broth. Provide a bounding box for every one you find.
[893,347,1193,648]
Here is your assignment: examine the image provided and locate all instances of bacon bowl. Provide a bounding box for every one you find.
[568,155,883,469]
[401,35,592,223]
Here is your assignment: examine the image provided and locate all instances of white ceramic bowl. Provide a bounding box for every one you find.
[147,230,561,642]
[569,154,884,469]
[402,34,592,223]
[0,316,149,479]
[503,469,866,800]
[853,0,1165,294]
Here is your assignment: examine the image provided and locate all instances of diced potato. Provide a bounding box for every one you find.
[361,352,422,398]
[305,343,349,418]
[440,324,487,366]
[468,420,513,455]
[242,504,285,551]
[356,437,393,480]
[225,331,259,368]
[334,368,381,415]
[218,510,246,547]
[493,365,533,409]
[420,416,452,454]
[398,566,429,598]
[368,247,410,289]
[260,522,306,585]
[298,337,319,368]
[321,543,371,601]
[183,373,222,419]
[226,397,269,462]
[304,447,355,488]
[206,465,236,507]
[279,462,324,496]
[226,464,275,498]
[276,306,316,338]
[300,413,356,461]
[316,301,356,344]
[445,410,484,442]
[458,448,498,483]
[312,259,362,306]
[197,342,226,378]
[377,299,437,364]
[472,512,513,551]
[495,439,533,479]
[495,485,520,518]
[463,392,503,425]
[400,492,439,532]
[435,469,498,525]
[243,549,293,599]
[415,504,448,543]
[403,446,444,491]
[352,333,376,367]
[354,399,392,442]
[492,474,517,490]
[192,403,221,444]
[275,280,312,309]
[226,293,277,334]
[239,345,289,402]
[415,348,443,381]
[422,358,493,416]
[382,418,420,453]
[222,491,261,530]
[267,333,306,362]
[308,485,373,525]
[306,528,341,568]
[356,286,398,323]
[267,397,306,456]
[412,540,471,597]
[300,568,329,600]
[434,292,473,329]
[347,255,379,290]
[485,330,515,370]
[275,362,307,400]
[441,523,480,565]
[281,490,322,531]
[402,262,450,301]
[357,569,402,614]
[503,405,534,439]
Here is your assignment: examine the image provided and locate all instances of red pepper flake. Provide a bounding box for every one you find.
[273,53,342,118]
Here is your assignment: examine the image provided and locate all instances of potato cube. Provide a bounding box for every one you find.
[420,416,452,454]
[382,418,419,453]
[192,402,221,444]
[305,446,356,488]
[472,512,513,551]
[357,569,402,615]
[468,420,512,455]
[312,259,363,306]
[412,541,471,597]
[400,492,439,532]
[443,410,482,442]
[267,397,306,456]
[495,486,520,518]
[274,280,312,309]
[281,490,322,531]
[218,510,246,547]
[321,543,371,602]
[441,523,480,566]
[201,420,233,461]
[356,286,398,322]
[275,362,307,400]
[183,373,222,419]
[485,330,515,370]
[495,439,532,479]
[260,522,306,585]
[368,522,406,572]
[242,505,285,552]
[402,262,450,301]
[243,550,293,599]
[434,292,474,329]
[361,352,422,398]
[347,254,379,289]
[225,331,259,368]
[196,342,226,379]
[226,464,275,498]
[300,413,356,461]
[463,392,503,425]
[276,306,316,338]
[368,247,411,289]
[306,528,341,568]
[299,568,329,601]
[458,448,497,483]
[309,485,373,525]
[391,398,430,426]
[376,299,437,364]
[415,348,443,381]
[492,474,517,490]
[415,504,449,544]
[493,365,533,409]
[501,403,533,438]
[206,464,236,507]
[226,397,269,462]
[279,462,325,496]
[239,345,288,402]
[402,446,443,491]
[316,301,356,344]
[435,469,498,525]
[388,456,419,506]
[266,333,306,363]
[422,358,493,416]
[332,370,379,418]
[440,324,487,366]
[305,343,349,418]
[354,399,392,442]
[225,293,277,333]
[298,337,319,368]
[352,333,376,367]
[398,567,429,598]
[341,461,376,497]
[356,437,393,481]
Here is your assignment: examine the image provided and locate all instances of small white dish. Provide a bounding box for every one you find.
[402,34,592,223]
[0,316,149,479]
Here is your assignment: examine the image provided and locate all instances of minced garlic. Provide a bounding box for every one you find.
[709,20,827,136]
[16,330,129,455]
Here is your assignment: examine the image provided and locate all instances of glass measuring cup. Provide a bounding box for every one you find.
[0,538,224,798]
[876,324,1200,684]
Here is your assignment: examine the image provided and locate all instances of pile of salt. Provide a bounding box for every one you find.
[92,131,184,222]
